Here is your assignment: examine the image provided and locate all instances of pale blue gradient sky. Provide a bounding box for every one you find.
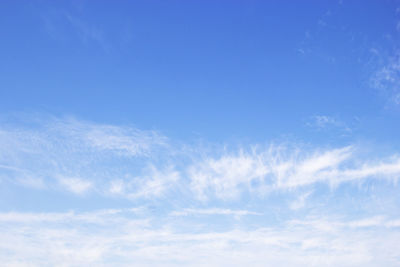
[1,1,400,266]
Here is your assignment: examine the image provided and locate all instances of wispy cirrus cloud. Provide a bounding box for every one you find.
[188,145,400,199]
[370,50,400,105]
[306,115,352,133]
[58,176,93,194]
[65,13,109,50]
[368,9,400,107]
[290,190,313,210]
[1,115,400,266]
[39,4,135,52]
[107,165,180,199]
[40,5,110,51]
[53,117,168,157]
[0,116,168,196]
[289,215,400,230]
[170,208,261,217]
[1,115,400,201]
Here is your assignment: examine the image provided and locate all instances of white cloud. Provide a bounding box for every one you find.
[307,115,352,133]
[311,115,339,128]
[107,165,180,199]
[1,116,400,201]
[290,191,313,210]
[370,49,400,105]
[284,146,352,187]
[188,145,400,199]
[170,208,261,217]
[51,117,167,156]
[1,210,400,266]
[0,208,140,224]
[385,219,400,228]
[0,116,167,196]
[0,113,399,265]
[348,216,385,228]
[290,215,400,231]
[188,151,269,199]
[58,176,92,194]
[109,179,124,194]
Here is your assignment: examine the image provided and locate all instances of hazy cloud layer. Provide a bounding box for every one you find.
[1,116,400,266]
[1,209,400,266]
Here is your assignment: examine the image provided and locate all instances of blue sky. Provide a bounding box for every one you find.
[1,1,400,266]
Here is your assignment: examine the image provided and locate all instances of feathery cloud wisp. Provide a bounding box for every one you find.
[1,116,400,200]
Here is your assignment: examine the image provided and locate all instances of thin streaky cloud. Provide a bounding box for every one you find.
[370,49,400,105]
[290,191,313,210]
[170,208,261,217]
[1,116,400,200]
[306,115,352,133]
[57,176,93,194]
[188,145,400,199]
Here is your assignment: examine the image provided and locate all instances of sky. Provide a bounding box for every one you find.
[1,0,400,266]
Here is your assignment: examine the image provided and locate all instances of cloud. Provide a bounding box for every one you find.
[1,209,400,266]
[0,208,141,224]
[50,117,167,156]
[65,14,107,49]
[290,215,400,230]
[188,145,400,199]
[108,165,180,199]
[1,115,400,266]
[40,6,135,52]
[58,176,92,194]
[370,49,400,105]
[347,216,385,228]
[306,115,352,133]
[188,150,269,200]
[1,115,400,201]
[170,208,261,217]
[40,6,110,51]
[0,116,168,196]
[311,115,339,128]
[290,191,313,210]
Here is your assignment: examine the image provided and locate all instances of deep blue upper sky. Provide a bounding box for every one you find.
[1,0,399,144]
